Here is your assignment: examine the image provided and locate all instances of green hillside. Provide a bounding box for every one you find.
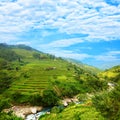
[0,44,117,120]
[39,65,120,120]
[92,65,120,120]
[39,103,105,120]
[0,44,106,97]
[99,65,120,83]
[66,58,101,74]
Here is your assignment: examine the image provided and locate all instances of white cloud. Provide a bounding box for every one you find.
[42,38,84,48]
[45,49,91,60]
[95,51,120,61]
[0,0,120,43]
[16,41,31,45]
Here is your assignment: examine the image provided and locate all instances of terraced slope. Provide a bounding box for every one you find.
[8,58,77,95]
[1,44,104,98]
[39,102,105,120]
[98,65,120,82]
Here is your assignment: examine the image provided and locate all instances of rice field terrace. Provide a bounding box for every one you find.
[7,58,77,95]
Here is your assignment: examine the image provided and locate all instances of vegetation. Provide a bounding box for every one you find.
[0,112,23,120]
[92,87,120,120]
[0,43,120,120]
[92,65,120,120]
[39,102,105,120]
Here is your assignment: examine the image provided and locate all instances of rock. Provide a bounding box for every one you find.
[30,107,37,114]
[63,101,68,106]
[46,112,50,114]
[3,105,43,119]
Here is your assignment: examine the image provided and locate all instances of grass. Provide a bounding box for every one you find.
[7,55,77,95]
[39,102,105,120]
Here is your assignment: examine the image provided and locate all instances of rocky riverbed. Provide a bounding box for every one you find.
[3,105,43,119]
[3,97,79,119]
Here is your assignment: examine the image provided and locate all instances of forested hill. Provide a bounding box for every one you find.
[99,65,120,83]
[92,65,120,120]
[1,43,118,120]
[66,58,101,74]
[0,43,106,101]
[39,66,120,120]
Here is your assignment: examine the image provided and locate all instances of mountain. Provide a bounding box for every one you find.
[92,65,120,120]
[39,66,120,120]
[0,43,109,119]
[0,44,106,101]
[66,58,101,74]
[99,65,120,83]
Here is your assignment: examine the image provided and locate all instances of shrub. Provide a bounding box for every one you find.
[42,89,59,106]
[0,112,23,120]
[0,99,11,112]
[29,94,42,105]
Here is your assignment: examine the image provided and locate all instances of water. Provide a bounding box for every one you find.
[25,101,82,120]
[25,108,51,120]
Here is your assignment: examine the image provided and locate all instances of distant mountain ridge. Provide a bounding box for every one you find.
[0,43,105,97]
[0,43,119,120]
[66,58,101,74]
[0,43,36,51]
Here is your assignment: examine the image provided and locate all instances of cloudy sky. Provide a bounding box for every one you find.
[0,0,120,69]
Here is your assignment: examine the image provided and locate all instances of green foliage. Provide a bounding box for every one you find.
[78,94,88,102]
[56,82,85,97]
[0,112,23,120]
[9,90,59,106]
[11,92,23,103]
[51,106,64,113]
[85,77,108,92]
[29,94,42,105]
[0,98,11,112]
[92,65,120,120]
[0,59,8,69]
[11,92,42,105]
[99,65,120,82]
[0,44,19,62]
[0,71,13,93]
[92,86,120,120]
[42,89,59,106]
[39,104,105,120]
[0,44,109,110]
[33,53,41,59]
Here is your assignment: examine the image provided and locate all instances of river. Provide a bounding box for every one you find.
[25,101,81,120]
[25,107,51,120]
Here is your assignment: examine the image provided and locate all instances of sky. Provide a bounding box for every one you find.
[0,0,120,69]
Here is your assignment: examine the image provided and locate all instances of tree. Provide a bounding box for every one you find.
[33,53,41,59]
[0,71,12,93]
[42,90,59,106]
[92,86,120,120]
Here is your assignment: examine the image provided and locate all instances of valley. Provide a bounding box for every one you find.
[0,44,120,120]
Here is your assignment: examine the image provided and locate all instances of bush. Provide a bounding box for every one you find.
[92,86,120,120]
[11,92,23,103]
[42,89,59,106]
[29,94,42,105]
[0,112,23,120]
[0,71,13,93]
[0,99,11,112]
[51,106,64,113]
[78,94,88,102]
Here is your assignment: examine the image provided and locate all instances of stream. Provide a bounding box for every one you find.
[25,107,51,120]
[25,101,81,120]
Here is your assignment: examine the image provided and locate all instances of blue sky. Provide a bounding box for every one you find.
[0,0,120,69]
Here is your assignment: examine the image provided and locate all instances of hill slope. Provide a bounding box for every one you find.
[0,44,107,107]
[92,65,120,120]
[1,43,117,120]
[99,65,120,83]
[66,58,101,74]
[40,65,120,120]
